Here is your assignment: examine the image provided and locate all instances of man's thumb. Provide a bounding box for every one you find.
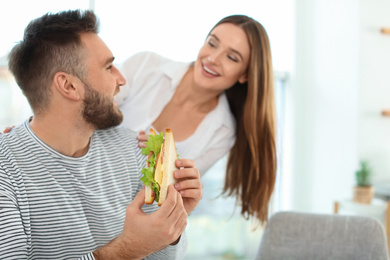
[131,188,146,209]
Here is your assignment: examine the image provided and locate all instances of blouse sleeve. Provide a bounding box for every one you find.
[194,127,236,176]
[116,51,170,106]
[115,52,151,106]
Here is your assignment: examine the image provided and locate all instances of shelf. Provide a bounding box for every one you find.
[381,27,390,35]
[382,110,390,116]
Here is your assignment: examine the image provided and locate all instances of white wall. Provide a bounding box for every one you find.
[95,0,294,72]
[358,0,390,183]
[288,0,390,214]
[287,0,360,213]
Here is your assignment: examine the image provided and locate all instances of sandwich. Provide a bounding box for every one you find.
[140,128,179,205]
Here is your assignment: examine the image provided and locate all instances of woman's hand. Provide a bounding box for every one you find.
[1,126,15,134]
[173,159,202,215]
[137,130,149,148]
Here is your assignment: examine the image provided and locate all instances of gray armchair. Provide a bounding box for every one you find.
[256,211,389,260]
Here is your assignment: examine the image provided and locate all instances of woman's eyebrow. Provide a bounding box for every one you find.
[209,34,244,61]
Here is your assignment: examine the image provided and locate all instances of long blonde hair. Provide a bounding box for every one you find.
[210,15,277,225]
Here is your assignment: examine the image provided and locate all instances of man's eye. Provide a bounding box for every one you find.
[107,65,112,70]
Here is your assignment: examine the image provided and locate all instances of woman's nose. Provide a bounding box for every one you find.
[208,51,223,64]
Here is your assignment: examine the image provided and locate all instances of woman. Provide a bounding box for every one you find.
[113,15,276,224]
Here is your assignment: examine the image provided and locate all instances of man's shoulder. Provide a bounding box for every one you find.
[0,124,30,178]
[0,124,27,153]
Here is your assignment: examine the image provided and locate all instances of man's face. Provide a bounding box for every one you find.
[81,80,123,129]
[79,33,126,129]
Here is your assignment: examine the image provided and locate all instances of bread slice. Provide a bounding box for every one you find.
[158,128,179,206]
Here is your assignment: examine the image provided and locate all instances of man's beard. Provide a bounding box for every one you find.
[81,82,123,130]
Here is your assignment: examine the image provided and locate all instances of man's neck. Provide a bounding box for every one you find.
[29,115,94,157]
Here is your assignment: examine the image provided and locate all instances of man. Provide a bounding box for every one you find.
[0,9,202,259]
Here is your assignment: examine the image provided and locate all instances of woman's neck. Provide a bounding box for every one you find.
[173,66,220,113]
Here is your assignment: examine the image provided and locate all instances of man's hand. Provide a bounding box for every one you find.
[93,187,187,260]
[174,159,202,215]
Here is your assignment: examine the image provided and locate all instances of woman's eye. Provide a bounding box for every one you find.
[228,55,238,62]
[208,40,215,47]
[107,65,112,70]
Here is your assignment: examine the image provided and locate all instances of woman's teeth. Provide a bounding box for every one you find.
[203,65,218,76]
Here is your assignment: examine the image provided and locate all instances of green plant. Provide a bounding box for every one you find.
[355,160,371,187]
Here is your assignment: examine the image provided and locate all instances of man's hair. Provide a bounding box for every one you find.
[8,9,100,113]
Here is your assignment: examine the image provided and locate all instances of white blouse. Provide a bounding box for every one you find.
[116,52,236,175]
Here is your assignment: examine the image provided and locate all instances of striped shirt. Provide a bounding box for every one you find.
[0,120,186,260]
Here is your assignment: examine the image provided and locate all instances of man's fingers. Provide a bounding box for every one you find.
[168,188,187,228]
[149,186,187,243]
[158,185,178,214]
[173,209,187,237]
[131,188,146,209]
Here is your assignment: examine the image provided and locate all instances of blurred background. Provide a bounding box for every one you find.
[1,0,390,259]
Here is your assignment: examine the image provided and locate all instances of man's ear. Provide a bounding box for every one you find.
[53,72,81,101]
[238,73,248,84]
